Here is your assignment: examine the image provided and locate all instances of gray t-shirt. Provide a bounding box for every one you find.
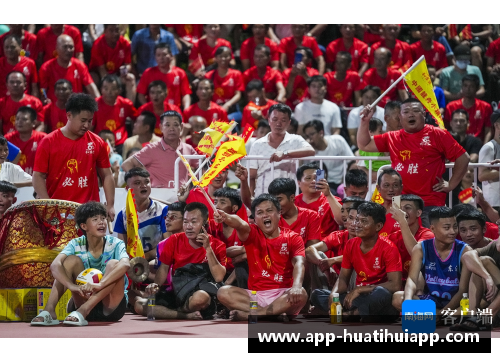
[439,65,484,94]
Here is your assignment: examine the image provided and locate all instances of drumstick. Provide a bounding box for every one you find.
[107,220,113,233]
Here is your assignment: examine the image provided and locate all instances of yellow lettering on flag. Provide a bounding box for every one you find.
[196,120,233,156]
[404,58,445,129]
[176,150,199,185]
[126,189,145,258]
[371,187,384,205]
[199,135,247,187]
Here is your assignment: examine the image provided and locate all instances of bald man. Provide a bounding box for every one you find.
[186,116,207,148]
[39,35,99,104]
[362,47,408,108]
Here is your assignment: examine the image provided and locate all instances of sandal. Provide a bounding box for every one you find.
[63,311,88,326]
[31,311,60,326]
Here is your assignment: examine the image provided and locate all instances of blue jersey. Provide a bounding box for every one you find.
[421,238,467,301]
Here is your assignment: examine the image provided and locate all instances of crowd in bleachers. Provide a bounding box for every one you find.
[0,24,499,328]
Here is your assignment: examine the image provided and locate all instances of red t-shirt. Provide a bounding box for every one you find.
[166,24,204,44]
[33,129,111,203]
[207,219,240,272]
[182,102,228,126]
[322,229,350,274]
[486,38,500,64]
[410,41,448,70]
[363,30,383,46]
[36,25,84,63]
[444,99,493,139]
[325,38,369,71]
[204,69,244,106]
[388,226,434,280]
[279,36,322,68]
[137,66,192,108]
[159,232,227,273]
[4,130,46,175]
[136,102,182,137]
[241,99,278,130]
[188,38,233,66]
[43,103,67,132]
[242,66,283,98]
[282,67,319,110]
[185,187,248,222]
[361,67,405,107]
[39,58,93,103]
[278,206,321,245]
[0,31,37,60]
[369,39,413,71]
[93,96,137,146]
[378,217,401,238]
[341,236,402,286]
[323,70,363,107]
[89,35,131,74]
[374,125,466,206]
[240,37,280,67]
[0,56,38,97]
[294,193,341,238]
[0,94,44,135]
[244,224,305,291]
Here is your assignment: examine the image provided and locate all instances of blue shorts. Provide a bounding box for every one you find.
[418,294,450,310]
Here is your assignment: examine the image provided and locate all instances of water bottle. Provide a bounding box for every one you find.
[460,293,469,316]
[330,293,342,324]
[147,293,156,321]
[249,291,258,324]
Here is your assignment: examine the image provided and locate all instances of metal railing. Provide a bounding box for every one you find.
[173,155,500,207]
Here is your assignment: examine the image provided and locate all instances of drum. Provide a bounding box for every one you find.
[0,199,80,288]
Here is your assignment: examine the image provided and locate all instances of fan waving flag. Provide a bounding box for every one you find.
[126,189,145,258]
[199,135,247,187]
[196,120,234,156]
[404,57,445,129]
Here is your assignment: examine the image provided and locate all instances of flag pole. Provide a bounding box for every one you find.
[369,55,426,108]
[175,150,217,213]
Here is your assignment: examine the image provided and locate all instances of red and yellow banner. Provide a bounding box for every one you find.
[458,188,473,204]
[199,135,247,187]
[371,188,384,205]
[126,189,145,258]
[196,120,234,156]
[241,124,255,143]
[404,58,445,129]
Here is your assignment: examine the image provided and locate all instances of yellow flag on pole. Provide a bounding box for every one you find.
[403,58,445,129]
[196,120,234,156]
[199,135,247,187]
[125,189,145,258]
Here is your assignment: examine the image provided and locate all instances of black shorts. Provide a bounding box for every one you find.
[155,290,216,320]
[86,296,127,322]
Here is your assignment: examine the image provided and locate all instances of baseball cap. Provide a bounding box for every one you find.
[454,45,472,60]
[491,109,500,125]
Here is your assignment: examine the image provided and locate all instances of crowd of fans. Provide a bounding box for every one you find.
[0,24,499,327]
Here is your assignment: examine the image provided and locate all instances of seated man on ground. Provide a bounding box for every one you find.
[392,207,497,318]
[136,202,226,320]
[452,202,499,241]
[216,194,308,321]
[457,237,500,330]
[307,197,365,314]
[333,202,402,322]
[31,201,130,326]
[0,181,18,217]
[387,194,434,282]
[206,187,245,287]
[0,136,32,187]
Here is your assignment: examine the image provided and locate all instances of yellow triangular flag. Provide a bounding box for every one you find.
[125,189,145,258]
[404,58,445,129]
